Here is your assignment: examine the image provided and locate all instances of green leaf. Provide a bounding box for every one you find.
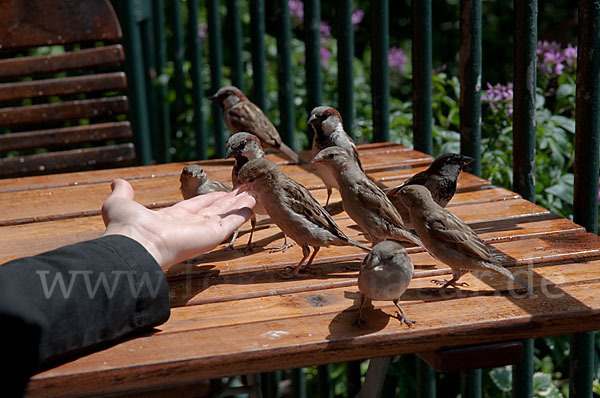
[489,366,512,393]
[556,83,575,100]
[551,115,576,134]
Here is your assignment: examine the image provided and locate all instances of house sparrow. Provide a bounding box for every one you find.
[357,240,415,327]
[397,185,533,292]
[180,164,231,200]
[386,153,474,228]
[226,132,270,251]
[211,86,301,164]
[308,106,364,206]
[312,147,423,248]
[236,157,371,277]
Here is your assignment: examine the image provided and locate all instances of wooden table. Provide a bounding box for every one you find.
[2,143,600,397]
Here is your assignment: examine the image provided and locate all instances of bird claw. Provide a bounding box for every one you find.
[269,241,296,253]
[222,242,235,251]
[431,279,468,288]
[355,315,367,328]
[243,244,254,254]
[393,312,416,327]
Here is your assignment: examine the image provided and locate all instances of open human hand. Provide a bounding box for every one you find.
[102,178,255,270]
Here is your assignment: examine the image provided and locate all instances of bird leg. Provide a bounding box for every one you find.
[324,187,333,207]
[269,234,296,253]
[222,229,239,250]
[243,215,257,253]
[431,270,469,288]
[355,294,372,328]
[393,299,415,327]
[301,246,322,274]
[280,246,311,279]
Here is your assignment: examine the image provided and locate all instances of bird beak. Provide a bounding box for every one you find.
[462,156,475,166]
[225,148,235,159]
[210,92,219,101]
[311,156,325,164]
[236,183,251,193]
[308,114,317,125]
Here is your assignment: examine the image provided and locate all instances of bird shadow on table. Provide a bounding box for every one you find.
[326,291,391,340]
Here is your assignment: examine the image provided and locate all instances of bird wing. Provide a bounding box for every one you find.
[425,211,492,260]
[385,170,429,196]
[284,178,349,240]
[355,179,406,228]
[227,102,283,148]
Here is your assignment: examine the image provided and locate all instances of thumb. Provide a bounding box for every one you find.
[109,178,134,200]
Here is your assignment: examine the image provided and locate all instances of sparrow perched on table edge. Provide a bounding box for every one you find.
[211,86,301,164]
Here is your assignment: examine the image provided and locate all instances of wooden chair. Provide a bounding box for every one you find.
[0,0,136,178]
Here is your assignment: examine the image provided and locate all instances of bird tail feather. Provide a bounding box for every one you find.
[486,262,534,294]
[347,238,372,252]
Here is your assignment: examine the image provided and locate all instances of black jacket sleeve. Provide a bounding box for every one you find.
[0,235,171,397]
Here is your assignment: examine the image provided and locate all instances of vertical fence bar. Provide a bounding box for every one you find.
[571,1,600,397]
[346,361,362,397]
[120,0,153,165]
[250,0,267,110]
[188,0,207,159]
[141,12,160,161]
[513,0,537,201]
[372,0,390,143]
[170,0,186,126]
[291,368,306,398]
[304,0,322,139]
[152,0,171,163]
[512,2,537,394]
[317,364,333,398]
[459,0,482,176]
[411,0,433,154]
[262,371,281,398]
[227,0,244,90]
[416,356,436,398]
[207,0,226,158]
[336,0,355,139]
[512,339,534,398]
[276,0,296,149]
[460,369,481,398]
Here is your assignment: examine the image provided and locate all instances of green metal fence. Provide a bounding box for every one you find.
[115,0,598,396]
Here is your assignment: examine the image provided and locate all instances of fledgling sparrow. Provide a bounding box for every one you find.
[308,106,364,206]
[386,153,474,228]
[236,157,371,277]
[180,164,231,200]
[211,86,301,164]
[397,185,533,292]
[312,147,422,248]
[357,240,415,327]
[226,133,269,251]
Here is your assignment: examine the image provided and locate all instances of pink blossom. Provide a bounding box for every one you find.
[351,9,364,25]
[289,0,304,22]
[388,46,408,74]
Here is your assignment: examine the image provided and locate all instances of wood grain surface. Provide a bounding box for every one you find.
[0,144,596,397]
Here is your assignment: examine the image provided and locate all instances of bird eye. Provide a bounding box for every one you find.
[248,178,255,183]
[327,153,334,159]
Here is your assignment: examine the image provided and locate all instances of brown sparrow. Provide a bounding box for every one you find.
[397,185,533,292]
[312,147,423,248]
[357,240,415,327]
[386,153,474,228]
[211,86,301,164]
[308,106,364,206]
[236,157,371,277]
[226,133,269,251]
[179,165,239,250]
[180,164,231,200]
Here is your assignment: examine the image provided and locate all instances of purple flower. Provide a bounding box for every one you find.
[320,46,331,67]
[320,22,332,41]
[388,47,408,74]
[563,43,577,68]
[482,82,514,117]
[352,9,364,25]
[289,0,304,22]
[198,23,208,40]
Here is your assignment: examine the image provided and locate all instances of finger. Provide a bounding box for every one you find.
[202,191,256,214]
[213,207,255,233]
[175,191,230,213]
[108,179,134,200]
